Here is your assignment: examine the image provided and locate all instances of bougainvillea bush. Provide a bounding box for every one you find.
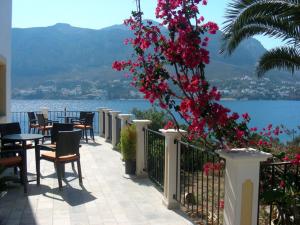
[112,0,299,223]
[113,0,255,149]
[112,0,299,154]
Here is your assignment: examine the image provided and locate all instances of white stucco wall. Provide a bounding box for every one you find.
[0,0,12,123]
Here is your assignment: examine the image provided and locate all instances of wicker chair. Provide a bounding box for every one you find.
[0,122,32,176]
[38,123,74,151]
[37,130,82,190]
[0,122,32,151]
[27,112,39,133]
[0,149,27,193]
[73,112,95,143]
[71,111,89,125]
[36,113,53,135]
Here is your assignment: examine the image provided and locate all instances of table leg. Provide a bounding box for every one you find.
[22,141,28,193]
[35,139,40,185]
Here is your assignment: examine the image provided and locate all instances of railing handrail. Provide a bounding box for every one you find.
[143,127,165,138]
[261,160,298,166]
[175,139,222,158]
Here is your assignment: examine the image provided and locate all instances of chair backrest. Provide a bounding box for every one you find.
[79,112,89,120]
[56,130,81,158]
[36,113,46,126]
[84,112,95,126]
[0,122,21,138]
[27,112,36,124]
[51,123,74,144]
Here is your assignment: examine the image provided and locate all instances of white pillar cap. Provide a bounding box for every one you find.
[159,129,187,137]
[133,119,152,125]
[217,148,272,162]
[118,114,132,119]
[110,111,121,115]
[103,108,112,112]
[97,107,108,110]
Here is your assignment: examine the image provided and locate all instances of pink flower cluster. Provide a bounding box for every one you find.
[203,162,223,176]
[112,0,253,146]
[283,153,300,165]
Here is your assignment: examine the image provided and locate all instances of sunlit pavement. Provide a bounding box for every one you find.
[0,137,194,225]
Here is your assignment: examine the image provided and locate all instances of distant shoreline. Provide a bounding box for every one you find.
[11,98,300,101]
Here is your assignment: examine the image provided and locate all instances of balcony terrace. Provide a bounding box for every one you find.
[0,136,194,225]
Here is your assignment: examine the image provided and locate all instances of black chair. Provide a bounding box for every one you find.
[73,112,95,142]
[0,149,27,193]
[0,122,30,181]
[71,111,89,124]
[38,123,74,151]
[0,122,32,151]
[37,130,82,190]
[27,112,38,133]
[36,114,53,135]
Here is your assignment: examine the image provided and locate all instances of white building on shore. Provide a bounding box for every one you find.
[0,0,12,123]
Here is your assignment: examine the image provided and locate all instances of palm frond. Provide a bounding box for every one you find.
[256,46,300,77]
[224,0,299,30]
[222,0,300,53]
[222,18,299,54]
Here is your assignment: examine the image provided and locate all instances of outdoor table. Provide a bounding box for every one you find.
[57,116,78,124]
[2,133,44,192]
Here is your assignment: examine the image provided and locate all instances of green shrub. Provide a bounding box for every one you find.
[120,124,137,161]
[132,107,171,131]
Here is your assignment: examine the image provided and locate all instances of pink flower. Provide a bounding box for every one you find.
[219,200,224,209]
[164,121,174,130]
[279,180,285,188]
[242,113,250,121]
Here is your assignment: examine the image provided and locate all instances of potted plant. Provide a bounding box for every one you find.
[120,124,137,175]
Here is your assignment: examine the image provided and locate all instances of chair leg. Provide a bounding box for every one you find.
[62,164,65,178]
[14,166,18,175]
[19,165,27,193]
[36,155,40,185]
[91,128,95,141]
[77,159,83,184]
[71,162,75,170]
[85,129,88,143]
[28,126,31,134]
[56,162,63,190]
[19,165,24,184]
[20,160,27,193]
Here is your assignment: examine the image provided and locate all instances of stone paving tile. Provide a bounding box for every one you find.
[0,137,195,225]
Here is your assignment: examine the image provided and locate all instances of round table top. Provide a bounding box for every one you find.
[2,133,44,141]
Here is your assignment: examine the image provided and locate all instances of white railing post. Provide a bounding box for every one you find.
[40,107,49,119]
[110,111,121,149]
[103,108,112,141]
[133,120,151,177]
[97,107,107,136]
[118,114,132,129]
[217,148,272,225]
[159,129,186,209]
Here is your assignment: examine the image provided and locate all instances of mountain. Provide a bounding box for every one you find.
[11,22,300,99]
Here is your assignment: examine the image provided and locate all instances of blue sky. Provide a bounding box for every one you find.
[12,0,281,50]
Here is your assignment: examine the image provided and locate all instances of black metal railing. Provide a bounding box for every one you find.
[11,111,99,134]
[144,128,165,190]
[116,117,121,146]
[258,160,300,225]
[175,140,225,225]
[102,111,105,136]
[107,114,112,142]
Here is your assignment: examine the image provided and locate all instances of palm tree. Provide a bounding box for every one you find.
[222,0,300,77]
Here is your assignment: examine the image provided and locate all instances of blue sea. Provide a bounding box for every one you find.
[11,99,300,141]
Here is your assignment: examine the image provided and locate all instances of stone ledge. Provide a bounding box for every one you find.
[217,148,272,162]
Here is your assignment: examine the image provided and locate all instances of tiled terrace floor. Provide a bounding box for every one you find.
[0,137,194,225]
